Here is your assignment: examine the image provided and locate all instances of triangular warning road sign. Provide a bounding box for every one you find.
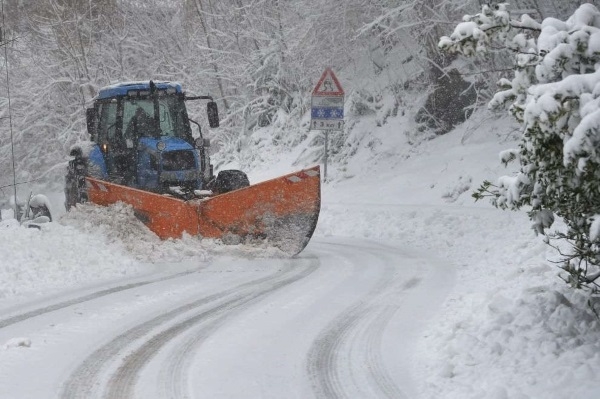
[312,68,344,96]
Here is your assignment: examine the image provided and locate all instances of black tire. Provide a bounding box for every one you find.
[207,170,250,195]
[64,149,89,211]
[29,204,52,222]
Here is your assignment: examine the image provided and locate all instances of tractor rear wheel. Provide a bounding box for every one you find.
[64,149,88,211]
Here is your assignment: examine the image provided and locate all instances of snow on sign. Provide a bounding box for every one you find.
[311,67,344,131]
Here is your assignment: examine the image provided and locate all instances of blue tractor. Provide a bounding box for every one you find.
[65,80,248,209]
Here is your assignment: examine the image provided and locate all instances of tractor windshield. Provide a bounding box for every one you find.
[122,96,190,141]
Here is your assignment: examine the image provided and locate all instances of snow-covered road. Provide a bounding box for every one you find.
[0,237,451,399]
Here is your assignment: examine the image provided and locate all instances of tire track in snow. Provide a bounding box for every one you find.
[0,270,197,329]
[60,259,317,399]
[307,242,419,399]
[362,278,422,398]
[156,255,319,399]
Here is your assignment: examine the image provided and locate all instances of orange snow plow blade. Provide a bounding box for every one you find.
[85,166,321,255]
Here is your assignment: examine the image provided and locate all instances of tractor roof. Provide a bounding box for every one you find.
[96,81,182,100]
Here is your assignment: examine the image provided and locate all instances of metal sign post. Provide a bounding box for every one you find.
[310,67,344,182]
[324,130,328,180]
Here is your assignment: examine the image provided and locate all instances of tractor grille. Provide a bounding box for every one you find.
[161,150,196,171]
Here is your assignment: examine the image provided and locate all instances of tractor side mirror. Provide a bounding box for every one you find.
[194,137,211,149]
[86,108,97,138]
[207,101,219,128]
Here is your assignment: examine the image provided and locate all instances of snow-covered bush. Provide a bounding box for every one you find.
[439,3,600,299]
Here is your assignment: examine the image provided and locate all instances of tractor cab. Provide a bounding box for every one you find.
[84,81,218,193]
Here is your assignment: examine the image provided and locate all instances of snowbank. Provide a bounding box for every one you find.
[0,202,212,302]
[0,214,141,300]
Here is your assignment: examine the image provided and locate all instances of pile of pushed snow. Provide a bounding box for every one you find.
[59,202,209,262]
[61,202,287,260]
[0,199,290,301]
[0,215,141,300]
[0,201,213,301]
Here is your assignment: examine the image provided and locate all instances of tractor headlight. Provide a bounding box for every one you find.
[156,141,166,151]
[194,138,203,148]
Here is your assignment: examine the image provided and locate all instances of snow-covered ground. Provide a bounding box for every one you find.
[1,110,599,398]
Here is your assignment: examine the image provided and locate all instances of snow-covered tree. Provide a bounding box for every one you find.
[439,3,600,296]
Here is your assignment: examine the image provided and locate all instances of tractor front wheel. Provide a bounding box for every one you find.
[208,170,250,195]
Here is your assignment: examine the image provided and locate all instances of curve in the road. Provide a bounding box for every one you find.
[306,241,419,399]
[60,258,318,399]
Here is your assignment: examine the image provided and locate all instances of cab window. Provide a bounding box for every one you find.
[97,100,118,146]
